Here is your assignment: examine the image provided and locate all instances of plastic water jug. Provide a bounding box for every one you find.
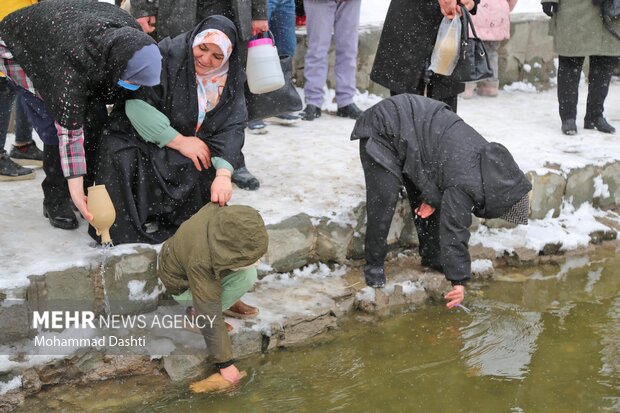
[246,32,285,94]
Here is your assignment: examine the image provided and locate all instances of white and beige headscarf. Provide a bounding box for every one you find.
[192,29,233,131]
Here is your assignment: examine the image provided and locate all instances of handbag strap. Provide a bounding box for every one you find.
[459,5,482,41]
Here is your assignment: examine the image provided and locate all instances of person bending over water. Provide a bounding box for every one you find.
[352,94,531,308]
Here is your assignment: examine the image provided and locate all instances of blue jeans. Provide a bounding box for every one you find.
[0,78,33,150]
[268,0,297,57]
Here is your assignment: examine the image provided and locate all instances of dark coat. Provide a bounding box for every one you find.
[0,0,156,129]
[93,16,247,245]
[370,0,478,99]
[352,94,531,282]
[130,0,267,41]
[159,203,268,364]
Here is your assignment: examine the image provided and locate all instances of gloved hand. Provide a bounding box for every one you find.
[542,1,558,17]
[364,264,386,288]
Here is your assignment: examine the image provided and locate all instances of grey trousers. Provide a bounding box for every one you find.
[303,0,361,108]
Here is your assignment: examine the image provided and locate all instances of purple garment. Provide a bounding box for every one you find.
[303,0,361,108]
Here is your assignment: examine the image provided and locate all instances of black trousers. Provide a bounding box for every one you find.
[359,139,441,270]
[557,55,619,122]
[390,86,457,113]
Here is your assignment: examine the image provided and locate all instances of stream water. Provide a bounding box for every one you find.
[16,246,620,412]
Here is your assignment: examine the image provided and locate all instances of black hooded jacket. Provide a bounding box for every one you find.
[352,94,532,281]
[93,16,247,245]
[0,0,156,129]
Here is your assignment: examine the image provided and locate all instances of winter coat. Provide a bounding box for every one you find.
[130,0,268,41]
[93,16,247,245]
[0,0,37,21]
[158,203,268,364]
[351,94,531,282]
[543,0,620,56]
[371,0,479,99]
[0,0,156,129]
[471,0,517,41]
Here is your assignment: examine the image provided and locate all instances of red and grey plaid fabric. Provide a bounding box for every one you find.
[1,39,86,177]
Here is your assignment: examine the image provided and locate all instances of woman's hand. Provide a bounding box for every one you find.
[444,285,466,308]
[220,364,242,384]
[211,170,233,206]
[251,20,269,36]
[67,176,93,222]
[136,16,157,34]
[438,0,458,18]
[457,0,477,14]
[414,202,436,218]
[168,134,211,171]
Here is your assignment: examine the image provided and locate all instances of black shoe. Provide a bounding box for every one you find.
[9,141,43,166]
[336,103,363,120]
[561,119,577,135]
[301,104,321,121]
[247,119,268,135]
[0,151,35,181]
[364,264,386,288]
[232,166,260,191]
[584,116,616,134]
[43,202,78,230]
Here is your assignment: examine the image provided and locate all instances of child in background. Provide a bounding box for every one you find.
[462,0,518,98]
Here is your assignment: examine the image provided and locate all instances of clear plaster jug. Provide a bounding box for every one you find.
[246,31,285,94]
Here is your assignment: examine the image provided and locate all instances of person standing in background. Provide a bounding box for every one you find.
[0,0,39,181]
[371,0,478,113]
[129,0,269,191]
[300,0,363,121]
[542,0,620,135]
[462,0,517,98]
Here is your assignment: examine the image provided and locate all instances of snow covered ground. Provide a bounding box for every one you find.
[1,80,620,290]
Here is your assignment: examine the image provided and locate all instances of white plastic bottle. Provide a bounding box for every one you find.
[246,34,285,94]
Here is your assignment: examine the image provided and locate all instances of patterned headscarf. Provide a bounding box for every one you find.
[192,29,233,130]
[500,194,529,225]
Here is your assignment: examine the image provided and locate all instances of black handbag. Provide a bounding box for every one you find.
[451,6,494,82]
[245,55,303,121]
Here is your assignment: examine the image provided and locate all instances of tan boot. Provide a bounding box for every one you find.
[477,81,499,97]
[461,82,476,99]
[224,300,260,319]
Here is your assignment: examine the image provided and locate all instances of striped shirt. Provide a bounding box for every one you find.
[0,38,86,177]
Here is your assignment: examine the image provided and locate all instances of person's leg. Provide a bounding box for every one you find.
[20,91,77,229]
[302,0,336,113]
[584,55,619,133]
[557,55,584,134]
[0,78,16,151]
[360,139,401,287]
[403,179,442,271]
[333,0,361,116]
[477,41,499,97]
[220,267,258,311]
[269,0,297,57]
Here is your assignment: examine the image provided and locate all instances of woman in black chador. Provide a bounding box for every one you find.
[352,94,532,308]
[94,16,247,245]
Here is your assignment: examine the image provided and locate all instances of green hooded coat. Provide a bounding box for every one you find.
[158,203,268,363]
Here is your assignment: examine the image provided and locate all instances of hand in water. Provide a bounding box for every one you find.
[220,364,243,384]
[444,285,465,308]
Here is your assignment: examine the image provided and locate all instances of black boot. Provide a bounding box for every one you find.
[336,103,363,120]
[561,119,577,135]
[301,104,321,121]
[42,144,78,230]
[584,116,616,134]
[364,264,386,288]
[232,166,260,191]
